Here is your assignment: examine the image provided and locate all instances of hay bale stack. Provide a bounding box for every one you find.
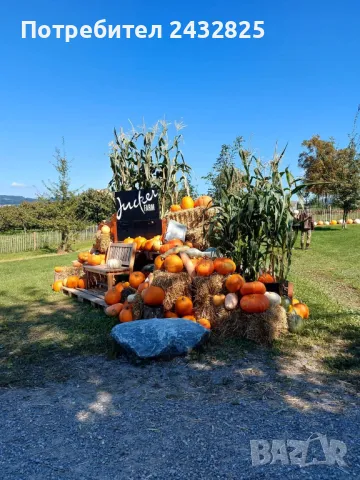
[152,271,192,312]
[192,274,230,328]
[163,207,216,249]
[132,293,143,320]
[216,305,288,345]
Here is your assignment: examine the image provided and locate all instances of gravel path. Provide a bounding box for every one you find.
[1,353,359,479]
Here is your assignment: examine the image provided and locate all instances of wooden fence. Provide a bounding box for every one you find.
[308,208,360,222]
[0,226,97,254]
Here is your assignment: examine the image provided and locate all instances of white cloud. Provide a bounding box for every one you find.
[11,182,27,188]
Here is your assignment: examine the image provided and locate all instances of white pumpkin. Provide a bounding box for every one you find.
[313,221,318,226]
[338,219,344,224]
[325,221,330,226]
[225,293,238,310]
[354,219,360,224]
[264,291,281,307]
[107,258,122,269]
[127,294,137,304]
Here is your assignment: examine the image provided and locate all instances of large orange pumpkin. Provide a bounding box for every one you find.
[52,280,63,292]
[175,296,193,316]
[213,258,236,275]
[119,305,133,323]
[164,254,184,273]
[67,276,80,288]
[240,281,266,296]
[105,303,124,317]
[142,286,165,306]
[154,255,165,270]
[258,273,275,283]
[198,318,211,329]
[170,204,182,212]
[194,196,212,208]
[180,196,194,209]
[240,294,270,313]
[78,278,87,289]
[196,259,214,277]
[129,271,146,289]
[293,303,309,319]
[225,274,245,293]
[104,287,122,305]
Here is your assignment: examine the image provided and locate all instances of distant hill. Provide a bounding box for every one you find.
[0,195,36,206]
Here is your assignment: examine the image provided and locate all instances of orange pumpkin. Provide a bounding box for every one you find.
[152,238,162,252]
[240,281,266,296]
[184,241,193,248]
[88,254,102,266]
[129,271,146,289]
[142,286,165,306]
[293,303,309,319]
[134,236,146,250]
[240,294,270,313]
[52,280,63,292]
[194,196,212,208]
[154,255,165,270]
[170,204,182,212]
[123,282,130,288]
[72,261,83,268]
[258,273,275,283]
[182,315,196,321]
[78,252,89,263]
[195,259,214,277]
[168,238,183,247]
[54,266,63,273]
[78,278,87,289]
[181,196,194,209]
[214,258,236,275]
[105,303,124,317]
[138,281,149,293]
[159,244,173,254]
[143,239,154,251]
[104,287,122,305]
[67,276,79,288]
[123,237,135,244]
[164,254,184,273]
[175,296,193,316]
[115,283,124,294]
[119,306,133,323]
[164,311,178,318]
[225,274,245,293]
[198,318,211,329]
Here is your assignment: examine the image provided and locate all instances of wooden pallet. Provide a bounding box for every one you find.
[62,287,107,309]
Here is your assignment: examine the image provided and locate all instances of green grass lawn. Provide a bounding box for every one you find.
[0,227,359,387]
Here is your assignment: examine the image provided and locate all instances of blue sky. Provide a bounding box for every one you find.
[1,0,359,197]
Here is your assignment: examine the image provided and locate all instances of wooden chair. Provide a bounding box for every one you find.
[83,242,136,290]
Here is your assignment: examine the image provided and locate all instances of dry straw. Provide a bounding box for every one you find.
[54,266,83,282]
[216,305,288,345]
[152,270,192,311]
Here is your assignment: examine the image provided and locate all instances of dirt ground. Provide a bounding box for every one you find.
[1,350,359,479]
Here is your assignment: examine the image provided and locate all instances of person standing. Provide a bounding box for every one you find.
[299,206,314,250]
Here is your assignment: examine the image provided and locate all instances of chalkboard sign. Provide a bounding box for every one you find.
[115,188,161,240]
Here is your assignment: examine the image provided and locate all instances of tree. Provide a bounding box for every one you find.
[76,188,115,224]
[42,141,85,252]
[203,136,245,201]
[332,107,360,227]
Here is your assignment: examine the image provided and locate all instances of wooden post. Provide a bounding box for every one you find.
[33,232,36,250]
